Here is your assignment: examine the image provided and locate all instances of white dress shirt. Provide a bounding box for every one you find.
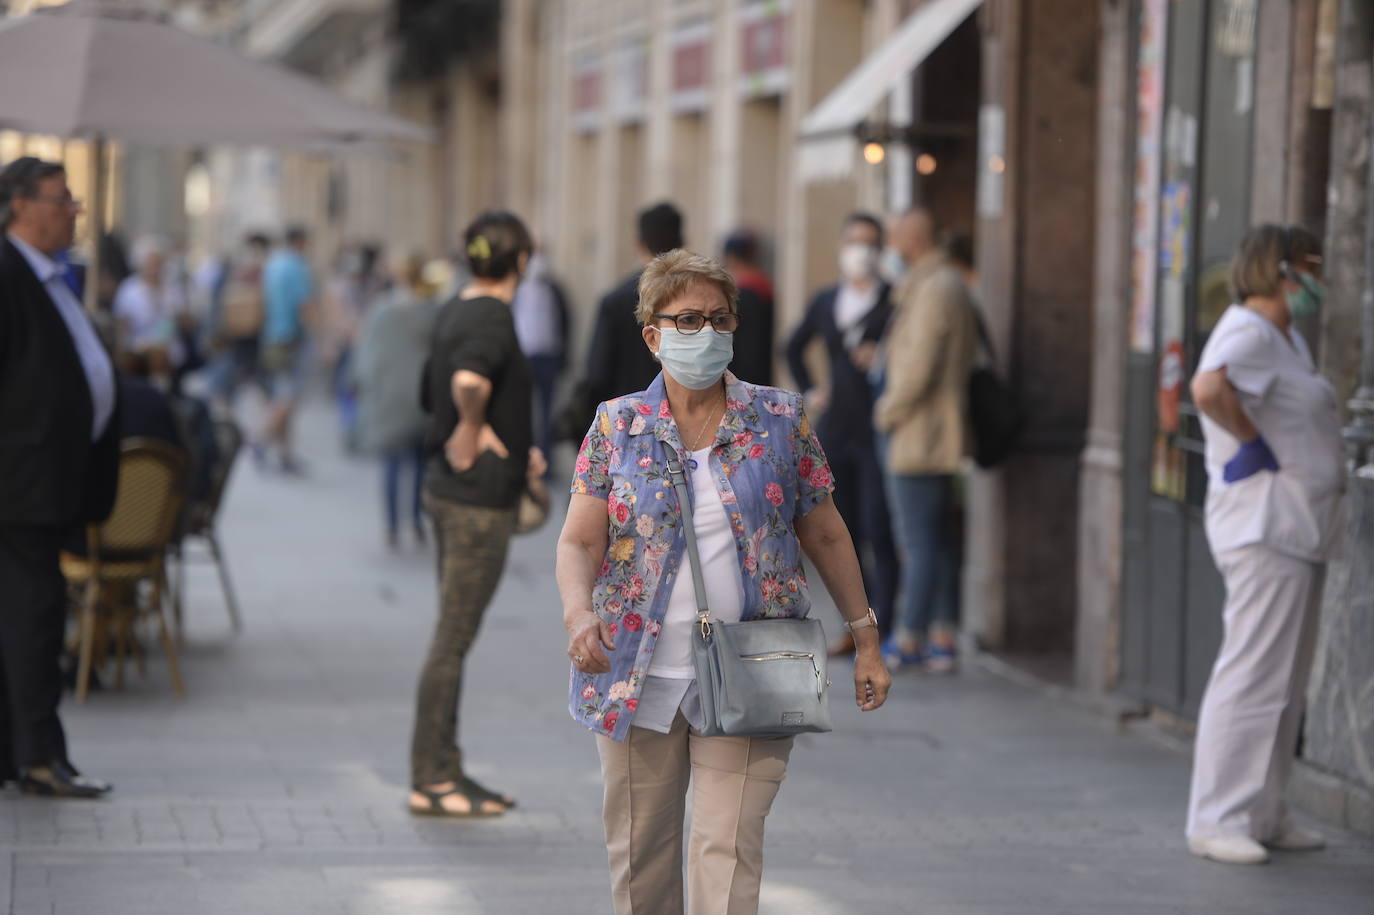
[834,280,880,350]
[8,233,117,440]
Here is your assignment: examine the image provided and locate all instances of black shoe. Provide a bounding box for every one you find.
[19,761,112,798]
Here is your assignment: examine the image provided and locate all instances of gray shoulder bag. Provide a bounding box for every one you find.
[667,457,833,738]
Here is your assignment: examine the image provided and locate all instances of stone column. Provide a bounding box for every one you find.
[1298,0,1374,838]
[1074,0,1133,693]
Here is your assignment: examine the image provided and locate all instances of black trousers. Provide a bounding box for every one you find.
[824,436,900,635]
[0,524,70,775]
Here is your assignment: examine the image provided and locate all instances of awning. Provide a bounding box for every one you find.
[797,0,982,181]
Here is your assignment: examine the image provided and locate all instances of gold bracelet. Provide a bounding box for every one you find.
[846,608,879,634]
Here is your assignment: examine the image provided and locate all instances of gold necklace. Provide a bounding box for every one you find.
[683,396,725,462]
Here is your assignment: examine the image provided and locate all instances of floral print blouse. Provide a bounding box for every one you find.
[568,371,835,742]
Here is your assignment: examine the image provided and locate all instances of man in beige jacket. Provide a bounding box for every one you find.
[873,208,978,672]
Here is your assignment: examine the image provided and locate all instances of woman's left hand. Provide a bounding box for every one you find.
[853,647,891,711]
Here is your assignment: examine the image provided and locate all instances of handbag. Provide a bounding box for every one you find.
[968,308,1025,468]
[667,457,833,739]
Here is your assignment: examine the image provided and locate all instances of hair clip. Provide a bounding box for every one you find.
[467,236,492,260]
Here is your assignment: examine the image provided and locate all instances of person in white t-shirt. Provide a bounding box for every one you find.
[112,235,187,370]
[1185,224,1345,865]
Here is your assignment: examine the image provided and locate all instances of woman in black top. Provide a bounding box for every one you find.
[410,211,545,817]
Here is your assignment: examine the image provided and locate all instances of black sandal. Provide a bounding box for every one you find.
[408,784,506,818]
[458,774,517,811]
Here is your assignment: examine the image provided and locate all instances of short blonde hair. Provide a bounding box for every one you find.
[636,249,739,326]
[1230,224,1322,301]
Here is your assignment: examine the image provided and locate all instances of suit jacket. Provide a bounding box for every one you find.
[0,238,120,527]
[784,281,893,450]
[585,270,658,411]
[730,286,775,387]
[873,252,977,474]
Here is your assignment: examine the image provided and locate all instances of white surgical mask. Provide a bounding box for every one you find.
[880,248,907,284]
[839,243,879,282]
[654,326,734,390]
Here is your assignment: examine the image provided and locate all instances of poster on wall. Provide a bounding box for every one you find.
[1152,182,1191,501]
[1128,0,1167,354]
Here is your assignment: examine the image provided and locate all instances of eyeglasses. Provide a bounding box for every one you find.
[652,311,740,334]
[28,194,82,211]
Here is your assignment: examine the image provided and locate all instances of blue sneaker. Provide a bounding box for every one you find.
[926,642,958,675]
[881,634,924,672]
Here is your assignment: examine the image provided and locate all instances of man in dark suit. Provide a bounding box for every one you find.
[582,202,685,412]
[0,157,120,798]
[786,212,899,651]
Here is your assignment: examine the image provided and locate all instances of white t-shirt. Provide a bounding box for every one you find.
[1196,305,1346,561]
[648,447,745,678]
[113,275,186,366]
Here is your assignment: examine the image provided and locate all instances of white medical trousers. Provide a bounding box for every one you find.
[1186,544,1325,840]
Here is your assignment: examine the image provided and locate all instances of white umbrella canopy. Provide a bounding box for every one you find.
[0,1,431,145]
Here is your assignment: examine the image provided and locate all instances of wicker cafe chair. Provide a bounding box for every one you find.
[172,418,244,633]
[60,438,190,701]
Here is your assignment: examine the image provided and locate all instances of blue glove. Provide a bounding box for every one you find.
[1223,436,1280,483]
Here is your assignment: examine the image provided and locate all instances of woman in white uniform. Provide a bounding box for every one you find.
[1186,225,1345,865]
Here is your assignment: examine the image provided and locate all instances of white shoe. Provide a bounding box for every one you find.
[1187,834,1270,865]
[1265,824,1326,851]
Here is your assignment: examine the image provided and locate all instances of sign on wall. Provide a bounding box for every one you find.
[572,52,603,133]
[671,18,711,114]
[1129,0,1167,353]
[739,0,789,98]
[612,38,649,124]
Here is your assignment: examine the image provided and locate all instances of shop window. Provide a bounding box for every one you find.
[1148,0,1257,505]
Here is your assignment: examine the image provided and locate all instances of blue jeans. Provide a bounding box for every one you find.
[528,354,564,462]
[886,472,959,638]
[384,443,426,536]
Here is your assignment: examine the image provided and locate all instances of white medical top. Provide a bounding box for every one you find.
[647,447,745,679]
[1196,305,1346,561]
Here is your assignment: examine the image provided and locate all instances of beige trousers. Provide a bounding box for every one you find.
[595,713,794,915]
[1186,544,1325,840]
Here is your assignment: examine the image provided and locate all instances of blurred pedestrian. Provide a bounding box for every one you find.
[720,229,775,386]
[582,202,685,412]
[409,211,545,817]
[510,245,571,463]
[785,212,898,654]
[721,228,774,307]
[352,252,440,549]
[873,209,977,673]
[556,249,890,915]
[113,235,188,374]
[1185,225,1344,865]
[324,243,384,451]
[256,225,315,475]
[207,232,271,411]
[0,156,119,798]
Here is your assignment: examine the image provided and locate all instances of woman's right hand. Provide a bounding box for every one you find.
[445,422,509,472]
[566,609,616,675]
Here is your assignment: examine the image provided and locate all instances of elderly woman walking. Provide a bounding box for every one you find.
[1185,225,1345,865]
[556,250,891,914]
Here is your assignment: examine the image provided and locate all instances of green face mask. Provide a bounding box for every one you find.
[1286,273,1326,319]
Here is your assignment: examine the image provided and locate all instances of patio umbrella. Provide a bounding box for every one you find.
[0,0,432,309]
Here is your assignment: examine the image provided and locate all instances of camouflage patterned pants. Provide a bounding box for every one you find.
[410,493,517,788]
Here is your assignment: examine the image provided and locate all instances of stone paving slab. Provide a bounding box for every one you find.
[2,399,1372,914]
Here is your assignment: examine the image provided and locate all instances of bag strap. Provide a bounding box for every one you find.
[665,457,712,629]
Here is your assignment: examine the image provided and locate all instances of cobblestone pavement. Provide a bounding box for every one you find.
[3,400,1372,914]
